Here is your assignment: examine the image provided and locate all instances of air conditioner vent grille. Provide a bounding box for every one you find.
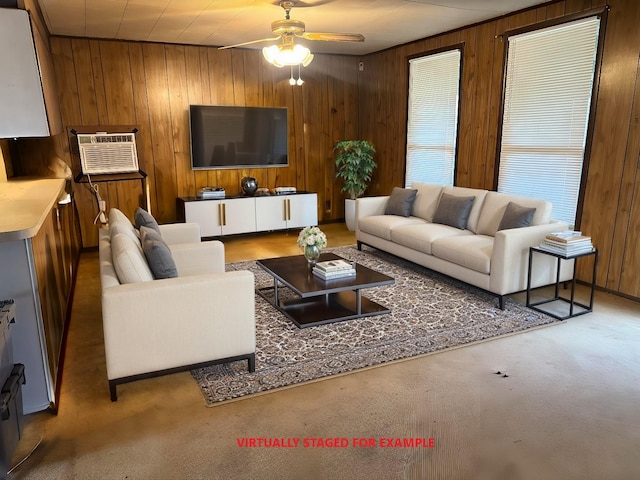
[78,133,139,175]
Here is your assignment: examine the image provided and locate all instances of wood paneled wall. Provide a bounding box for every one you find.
[48,38,360,247]
[360,0,640,299]
[11,0,640,300]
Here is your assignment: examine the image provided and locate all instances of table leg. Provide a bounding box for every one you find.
[273,277,279,306]
[355,289,362,315]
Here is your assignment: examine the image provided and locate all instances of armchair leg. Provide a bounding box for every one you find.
[109,381,118,402]
[248,354,256,373]
[357,241,362,251]
[498,295,506,310]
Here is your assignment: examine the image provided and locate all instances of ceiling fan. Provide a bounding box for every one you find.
[219,1,365,52]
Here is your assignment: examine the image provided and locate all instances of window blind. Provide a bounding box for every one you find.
[405,49,461,187]
[497,16,600,226]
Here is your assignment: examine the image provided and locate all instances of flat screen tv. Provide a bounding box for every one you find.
[189,104,288,170]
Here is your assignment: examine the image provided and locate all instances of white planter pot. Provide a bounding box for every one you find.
[344,198,356,231]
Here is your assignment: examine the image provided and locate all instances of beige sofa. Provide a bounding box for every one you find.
[356,184,573,308]
[99,208,256,401]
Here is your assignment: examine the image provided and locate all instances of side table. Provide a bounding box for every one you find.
[526,246,598,320]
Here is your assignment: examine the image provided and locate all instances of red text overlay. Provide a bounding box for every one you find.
[237,437,435,449]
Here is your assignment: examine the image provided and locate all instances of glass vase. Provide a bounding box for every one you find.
[304,245,321,266]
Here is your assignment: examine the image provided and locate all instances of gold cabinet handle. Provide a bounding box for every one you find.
[222,203,226,226]
[287,198,291,221]
[283,199,287,221]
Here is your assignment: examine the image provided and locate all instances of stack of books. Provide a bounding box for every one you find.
[539,231,594,256]
[312,259,356,280]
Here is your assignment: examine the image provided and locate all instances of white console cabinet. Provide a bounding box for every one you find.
[181,197,257,236]
[255,194,318,231]
[177,193,318,237]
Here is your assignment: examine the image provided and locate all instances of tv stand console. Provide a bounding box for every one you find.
[176,192,318,237]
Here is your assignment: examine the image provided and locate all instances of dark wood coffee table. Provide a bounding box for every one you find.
[256,252,395,328]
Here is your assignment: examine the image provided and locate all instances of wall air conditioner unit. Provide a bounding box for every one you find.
[78,132,139,175]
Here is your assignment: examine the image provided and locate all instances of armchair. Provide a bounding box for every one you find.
[99,211,255,401]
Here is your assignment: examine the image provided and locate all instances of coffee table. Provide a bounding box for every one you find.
[256,252,395,328]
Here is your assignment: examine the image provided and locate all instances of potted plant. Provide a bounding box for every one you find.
[333,140,377,231]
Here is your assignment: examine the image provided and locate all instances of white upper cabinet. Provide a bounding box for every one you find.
[0,8,60,138]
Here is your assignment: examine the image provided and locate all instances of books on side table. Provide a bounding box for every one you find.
[539,231,594,256]
[312,259,356,280]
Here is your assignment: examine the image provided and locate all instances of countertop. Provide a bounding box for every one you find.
[0,178,66,242]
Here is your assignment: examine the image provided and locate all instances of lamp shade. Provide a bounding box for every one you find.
[263,43,314,67]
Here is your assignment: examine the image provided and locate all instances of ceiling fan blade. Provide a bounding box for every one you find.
[300,32,365,42]
[219,37,280,50]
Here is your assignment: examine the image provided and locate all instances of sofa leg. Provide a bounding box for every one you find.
[109,381,118,402]
[498,296,506,310]
[357,241,362,251]
[248,354,256,373]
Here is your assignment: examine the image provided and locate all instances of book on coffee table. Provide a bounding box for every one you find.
[312,266,356,280]
[314,259,355,272]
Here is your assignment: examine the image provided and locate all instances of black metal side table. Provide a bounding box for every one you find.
[526,246,598,320]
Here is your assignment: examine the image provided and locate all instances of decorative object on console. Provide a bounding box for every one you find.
[197,187,225,199]
[297,226,327,266]
[273,186,297,194]
[333,139,377,231]
[241,177,258,195]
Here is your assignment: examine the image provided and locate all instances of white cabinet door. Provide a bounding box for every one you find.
[0,9,50,137]
[221,198,256,235]
[288,193,318,229]
[183,200,222,237]
[255,196,288,231]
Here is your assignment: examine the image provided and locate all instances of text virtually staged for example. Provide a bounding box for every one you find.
[236,437,436,449]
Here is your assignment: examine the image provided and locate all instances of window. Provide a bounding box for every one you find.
[405,48,461,187]
[497,16,602,226]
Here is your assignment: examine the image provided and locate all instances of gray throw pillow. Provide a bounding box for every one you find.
[432,193,475,230]
[498,202,536,231]
[385,187,418,217]
[134,207,161,234]
[140,226,178,279]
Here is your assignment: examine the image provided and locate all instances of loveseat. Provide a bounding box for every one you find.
[99,207,256,401]
[356,184,573,308]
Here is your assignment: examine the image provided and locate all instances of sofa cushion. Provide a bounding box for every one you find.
[432,193,475,230]
[109,208,132,226]
[498,202,536,231]
[440,186,488,233]
[109,218,140,244]
[134,207,161,234]
[359,215,426,241]
[140,227,178,279]
[111,233,154,284]
[391,222,472,255]
[410,183,443,222]
[431,235,494,274]
[476,192,552,236]
[385,187,418,217]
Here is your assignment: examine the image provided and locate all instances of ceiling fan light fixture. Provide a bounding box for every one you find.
[263,43,314,67]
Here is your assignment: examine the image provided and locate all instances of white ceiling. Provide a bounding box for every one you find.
[35,0,551,56]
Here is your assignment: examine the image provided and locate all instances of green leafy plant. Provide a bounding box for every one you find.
[333,140,377,199]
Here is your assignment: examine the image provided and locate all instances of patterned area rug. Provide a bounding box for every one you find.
[192,245,557,406]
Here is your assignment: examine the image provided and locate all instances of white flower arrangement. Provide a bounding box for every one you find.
[297,226,327,250]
